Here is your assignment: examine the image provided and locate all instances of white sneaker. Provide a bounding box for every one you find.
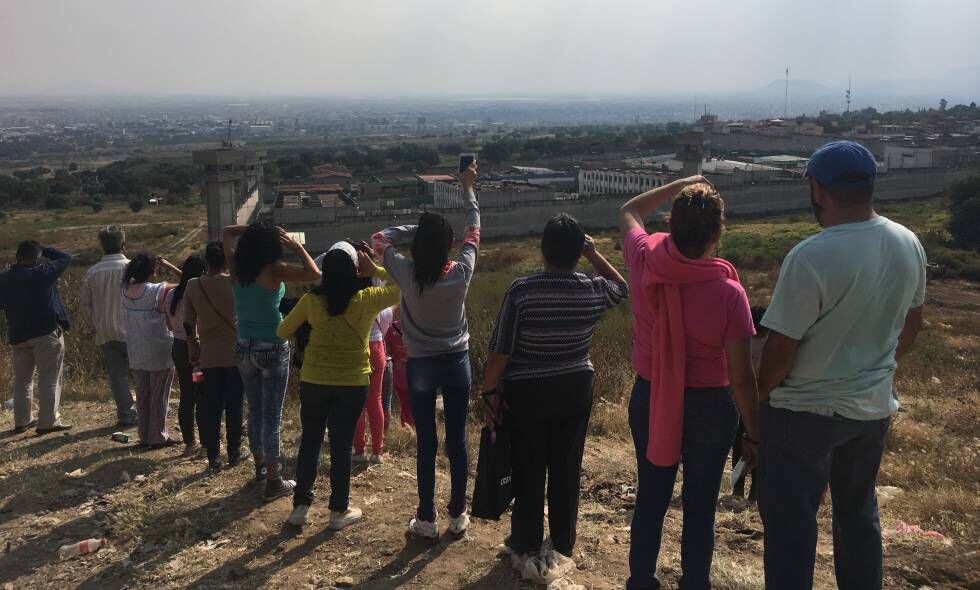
[328,507,362,530]
[505,543,527,571]
[542,549,576,579]
[352,453,370,464]
[447,511,470,535]
[369,453,384,464]
[287,505,309,526]
[407,516,439,538]
[520,554,552,585]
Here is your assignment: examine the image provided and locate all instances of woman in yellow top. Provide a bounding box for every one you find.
[277,241,400,529]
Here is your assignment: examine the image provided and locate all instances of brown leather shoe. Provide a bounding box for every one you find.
[12,419,37,434]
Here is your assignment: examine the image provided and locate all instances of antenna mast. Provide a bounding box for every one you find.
[784,66,790,118]
[845,76,852,115]
[225,119,233,147]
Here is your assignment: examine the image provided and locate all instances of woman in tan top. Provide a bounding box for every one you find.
[184,242,258,474]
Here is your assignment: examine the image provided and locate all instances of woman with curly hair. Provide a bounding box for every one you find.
[222,223,321,501]
[618,177,760,589]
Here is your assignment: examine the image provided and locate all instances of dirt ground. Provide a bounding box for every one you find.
[0,392,973,590]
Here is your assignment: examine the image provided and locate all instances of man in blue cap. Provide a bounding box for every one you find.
[756,141,927,588]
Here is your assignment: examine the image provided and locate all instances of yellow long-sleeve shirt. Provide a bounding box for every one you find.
[277,279,400,387]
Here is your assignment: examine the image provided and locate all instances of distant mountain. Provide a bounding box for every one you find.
[753,79,839,97]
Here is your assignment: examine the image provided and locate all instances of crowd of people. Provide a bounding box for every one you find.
[0,141,927,589]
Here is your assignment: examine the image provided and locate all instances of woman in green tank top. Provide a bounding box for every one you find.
[223,223,320,502]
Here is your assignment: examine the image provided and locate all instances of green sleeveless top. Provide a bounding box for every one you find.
[233,282,286,343]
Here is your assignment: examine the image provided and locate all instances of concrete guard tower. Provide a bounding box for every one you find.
[677,131,709,177]
[193,147,266,240]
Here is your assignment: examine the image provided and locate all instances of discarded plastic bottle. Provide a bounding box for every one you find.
[192,367,204,384]
[58,538,105,559]
[111,432,130,443]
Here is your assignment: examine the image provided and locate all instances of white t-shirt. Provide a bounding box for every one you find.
[370,307,394,342]
[762,216,926,420]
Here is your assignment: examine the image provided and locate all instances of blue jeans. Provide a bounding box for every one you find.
[758,404,890,590]
[236,338,290,466]
[407,350,472,522]
[627,377,739,590]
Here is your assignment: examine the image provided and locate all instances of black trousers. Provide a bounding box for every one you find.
[294,382,368,511]
[201,366,247,463]
[504,370,594,557]
[171,339,205,446]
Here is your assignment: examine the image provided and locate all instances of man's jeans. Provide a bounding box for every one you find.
[407,350,471,522]
[101,341,137,423]
[11,330,65,429]
[236,338,290,466]
[758,404,891,590]
[293,382,368,511]
[627,377,739,590]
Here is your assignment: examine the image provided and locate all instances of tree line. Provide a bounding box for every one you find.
[0,157,198,212]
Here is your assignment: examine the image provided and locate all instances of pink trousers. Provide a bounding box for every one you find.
[354,341,386,455]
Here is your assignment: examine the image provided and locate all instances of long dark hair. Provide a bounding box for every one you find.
[170,255,207,315]
[234,223,283,286]
[311,250,364,316]
[411,212,454,295]
[122,252,156,286]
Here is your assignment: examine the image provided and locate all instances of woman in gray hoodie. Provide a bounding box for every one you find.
[371,163,480,539]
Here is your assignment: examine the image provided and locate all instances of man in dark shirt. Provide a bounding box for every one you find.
[0,241,74,434]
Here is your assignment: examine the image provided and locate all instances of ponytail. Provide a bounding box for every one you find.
[170,255,207,315]
[122,252,156,286]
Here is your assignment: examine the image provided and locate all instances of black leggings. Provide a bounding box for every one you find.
[293,382,368,511]
[171,339,205,446]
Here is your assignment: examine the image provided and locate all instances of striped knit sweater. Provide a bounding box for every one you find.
[489,271,628,381]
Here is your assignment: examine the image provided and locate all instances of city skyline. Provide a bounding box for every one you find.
[2,0,979,98]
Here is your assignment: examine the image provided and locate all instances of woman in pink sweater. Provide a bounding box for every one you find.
[618,177,761,590]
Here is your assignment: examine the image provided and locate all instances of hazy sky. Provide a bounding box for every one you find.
[2,0,978,96]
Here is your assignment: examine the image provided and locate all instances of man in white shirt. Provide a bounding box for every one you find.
[757,142,926,589]
[80,225,137,426]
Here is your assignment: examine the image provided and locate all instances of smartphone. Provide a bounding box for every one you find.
[458,152,476,174]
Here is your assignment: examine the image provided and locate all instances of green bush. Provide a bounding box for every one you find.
[128,198,145,213]
[43,193,71,209]
[948,175,980,249]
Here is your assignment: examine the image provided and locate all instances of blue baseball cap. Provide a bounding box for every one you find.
[804,141,877,187]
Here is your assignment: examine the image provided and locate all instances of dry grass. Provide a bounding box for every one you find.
[710,557,766,590]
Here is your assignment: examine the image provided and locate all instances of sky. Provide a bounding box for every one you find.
[2,0,979,97]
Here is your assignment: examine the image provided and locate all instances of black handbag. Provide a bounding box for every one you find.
[471,392,514,520]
